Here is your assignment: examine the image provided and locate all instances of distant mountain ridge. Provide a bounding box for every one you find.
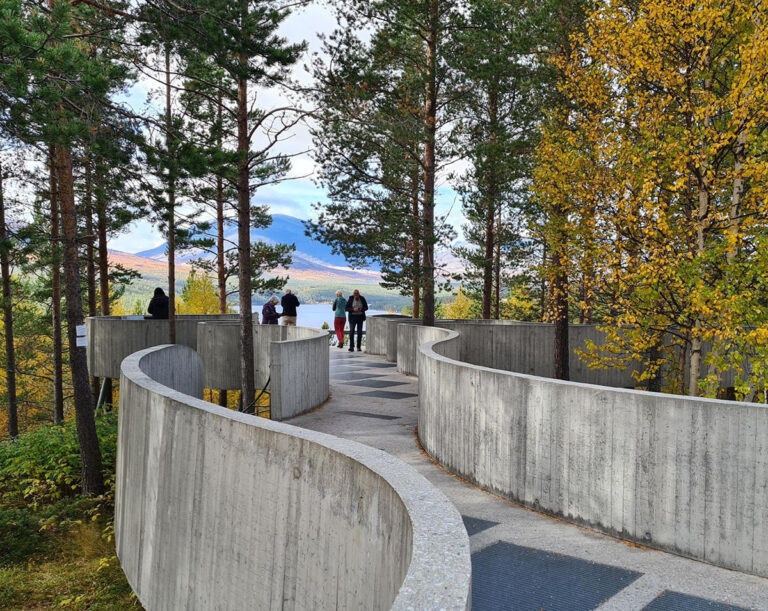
[134,214,381,274]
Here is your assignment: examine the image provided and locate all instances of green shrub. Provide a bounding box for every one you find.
[0,507,48,566]
[0,413,118,510]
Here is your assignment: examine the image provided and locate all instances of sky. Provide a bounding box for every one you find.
[109,2,466,254]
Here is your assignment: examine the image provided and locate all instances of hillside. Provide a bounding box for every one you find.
[113,214,461,309]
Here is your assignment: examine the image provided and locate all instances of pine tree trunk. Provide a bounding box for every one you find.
[0,158,19,438]
[410,167,420,319]
[421,0,438,327]
[216,96,228,410]
[50,149,65,424]
[237,65,255,409]
[55,145,104,496]
[216,97,227,316]
[482,88,499,320]
[494,207,501,319]
[96,167,111,405]
[84,147,99,407]
[165,48,176,344]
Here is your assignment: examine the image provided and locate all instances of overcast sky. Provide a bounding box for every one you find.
[109,2,464,253]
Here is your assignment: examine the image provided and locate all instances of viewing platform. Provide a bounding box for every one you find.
[86,314,768,610]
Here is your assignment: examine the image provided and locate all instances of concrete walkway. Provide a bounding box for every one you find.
[289,349,768,611]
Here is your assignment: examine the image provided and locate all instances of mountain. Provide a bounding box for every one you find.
[116,214,463,308]
[135,214,380,273]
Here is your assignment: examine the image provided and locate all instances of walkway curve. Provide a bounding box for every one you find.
[290,348,768,611]
[116,344,471,610]
[368,316,768,579]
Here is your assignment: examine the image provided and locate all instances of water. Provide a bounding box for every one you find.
[280,303,387,330]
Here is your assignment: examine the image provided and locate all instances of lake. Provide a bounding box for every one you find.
[278,303,388,329]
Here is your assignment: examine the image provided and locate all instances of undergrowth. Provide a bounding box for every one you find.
[0,413,141,609]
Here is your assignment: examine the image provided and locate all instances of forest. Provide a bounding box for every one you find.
[1,0,768,604]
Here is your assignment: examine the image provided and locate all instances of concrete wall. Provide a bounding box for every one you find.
[417,328,768,578]
[197,323,330,420]
[196,321,242,390]
[397,324,457,377]
[366,315,411,357]
[117,344,471,610]
[269,327,330,420]
[86,315,238,379]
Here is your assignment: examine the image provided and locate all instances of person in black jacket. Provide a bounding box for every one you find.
[146,287,169,319]
[345,289,368,352]
[280,289,300,326]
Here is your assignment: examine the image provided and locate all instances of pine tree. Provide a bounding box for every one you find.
[152,0,304,408]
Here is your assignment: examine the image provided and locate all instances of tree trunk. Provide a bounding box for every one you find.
[55,145,104,496]
[410,166,420,319]
[165,48,177,344]
[482,88,499,320]
[539,241,547,322]
[216,95,228,410]
[216,96,227,316]
[84,147,99,407]
[552,205,569,381]
[727,131,746,266]
[420,0,438,327]
[50,149,65,424]
[237,56,255,409]
[0,158,19,438]
[552,268,569,380]
[494,207,501,319]
[689,172,710,396]
[96,166,112,406]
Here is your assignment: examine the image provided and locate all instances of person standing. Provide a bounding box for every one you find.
[331,290,347,348]
[146,287,169,319]
[281,289,300,326]
[262,296,281,325]
[345,289,368,352]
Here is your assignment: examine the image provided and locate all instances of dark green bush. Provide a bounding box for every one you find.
[0,413,118,509]
[0,413,119,568]
[0,507,48,566]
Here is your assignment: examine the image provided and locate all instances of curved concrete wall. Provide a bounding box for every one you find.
[417,327,768,578]
[197,323,330,420]
[366,315,412,357]
[380,316,638,387]
[117,344,471,610]
[86,314,238,379]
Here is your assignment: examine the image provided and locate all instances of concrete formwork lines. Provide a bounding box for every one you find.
[294,346,768,611]
[364,314,768,580]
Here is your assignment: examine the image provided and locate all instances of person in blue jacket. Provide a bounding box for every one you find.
[345,289,368,352]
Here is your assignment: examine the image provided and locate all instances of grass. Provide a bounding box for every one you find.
[0,522,139,610]
[0,413,142,610]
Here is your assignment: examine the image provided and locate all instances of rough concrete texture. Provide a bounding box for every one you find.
[416,327,768,578]
[397,323,459,376]
[292,350,768,610]
[196,320,241,389]
[366,315,411,358]
[86,314,238,379]
[197,322,329,420]
[117,344,470,610]
[374,315,746,389]
[269,327,330,420]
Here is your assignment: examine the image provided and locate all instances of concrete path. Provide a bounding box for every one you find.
[289,349,768,611]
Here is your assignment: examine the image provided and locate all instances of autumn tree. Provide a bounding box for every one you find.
[546,0,768,397]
